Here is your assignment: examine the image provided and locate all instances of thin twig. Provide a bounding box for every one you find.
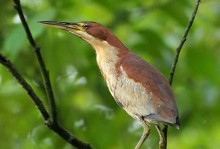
[0,53,50,121]
[163,0,201,149]
[169,0,201,85]
[13,0,57,123]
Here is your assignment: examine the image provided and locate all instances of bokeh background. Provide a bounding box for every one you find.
[0,0,220,149]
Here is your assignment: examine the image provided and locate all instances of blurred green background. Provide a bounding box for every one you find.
[0,0,220,149]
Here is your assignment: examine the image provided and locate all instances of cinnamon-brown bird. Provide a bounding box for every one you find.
[40,21,180,149]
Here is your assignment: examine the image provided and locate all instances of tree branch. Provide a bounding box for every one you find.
[0,53,93,149]
[0,53,50,121]
[163,0,201,149]
[0,0,93,148]
[13,0,57,123]
[169,0,201,85]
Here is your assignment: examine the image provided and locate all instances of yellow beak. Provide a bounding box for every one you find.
[39,21,85,31]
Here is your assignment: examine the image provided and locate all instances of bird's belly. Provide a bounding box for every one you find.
[104,68,156,120]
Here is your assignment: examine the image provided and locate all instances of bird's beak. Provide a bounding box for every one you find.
[39,21,85,32]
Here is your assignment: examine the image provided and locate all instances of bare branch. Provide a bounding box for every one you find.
[0,53,50,121]
[162,1,201,149]
[0,0,94,148]
[48,123,92,149]
[169,0,201,85]
[0,52,94,149]
[13,0,57,123]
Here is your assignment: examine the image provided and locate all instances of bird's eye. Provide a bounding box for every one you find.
[82,24,89,29]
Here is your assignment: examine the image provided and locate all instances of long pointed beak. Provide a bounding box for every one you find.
[39,21,84,31]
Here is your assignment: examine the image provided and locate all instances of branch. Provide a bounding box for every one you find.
[0,0,94,148]
[169,0,201,85]
[0,54,92,149]
[13,0,57,123]
[163,0,201,149]
[0,53,50,121]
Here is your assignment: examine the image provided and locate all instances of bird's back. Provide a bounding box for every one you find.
[120,52,179,126]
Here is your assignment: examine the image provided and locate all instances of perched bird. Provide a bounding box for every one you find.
[40,21,180,149]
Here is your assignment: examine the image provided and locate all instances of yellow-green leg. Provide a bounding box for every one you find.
[155,125,166,149]
[135,122,150,149]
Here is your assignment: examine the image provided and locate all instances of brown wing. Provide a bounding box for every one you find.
[120,51,179,126]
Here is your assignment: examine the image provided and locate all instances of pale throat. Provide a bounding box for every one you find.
[92,41,119,69]
[76,31,120,77]
[91,40,123,101]
[89,38,120,86]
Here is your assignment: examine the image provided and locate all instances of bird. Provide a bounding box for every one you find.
[40,21,180,149]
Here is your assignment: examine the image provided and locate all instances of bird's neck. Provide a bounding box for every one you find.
[90,40,128,79]
[94,41,119,72]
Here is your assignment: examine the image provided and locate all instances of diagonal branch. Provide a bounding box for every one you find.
[0,52,92,149]
[162,0,201,149]
[0,53,50,121]
[0,0,94,149]
[13,0,57,123]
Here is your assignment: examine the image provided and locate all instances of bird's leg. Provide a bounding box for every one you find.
[135,122,150,149]
[155,125,166,149]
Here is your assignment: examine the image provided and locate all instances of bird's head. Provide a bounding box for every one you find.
[39,21,126,50]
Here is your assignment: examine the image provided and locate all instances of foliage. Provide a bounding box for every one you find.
[0,0,220,149]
